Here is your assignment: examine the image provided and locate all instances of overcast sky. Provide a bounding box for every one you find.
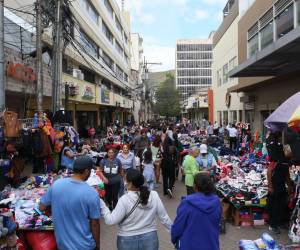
[117,0,227,72]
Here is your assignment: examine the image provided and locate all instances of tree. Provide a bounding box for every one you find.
[153,73,181,118]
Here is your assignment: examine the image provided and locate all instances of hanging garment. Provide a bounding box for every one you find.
[36,129,52,158]
[3,111,20,137]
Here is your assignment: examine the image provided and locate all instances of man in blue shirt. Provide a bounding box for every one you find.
[40,156,101,250]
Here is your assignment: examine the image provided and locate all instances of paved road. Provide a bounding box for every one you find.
[100,178,290,250]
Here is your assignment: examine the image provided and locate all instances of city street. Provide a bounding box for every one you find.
[100,177,290,250]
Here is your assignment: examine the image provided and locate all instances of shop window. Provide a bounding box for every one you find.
[248,34,258,58]
[260,22,274,49]
[276,3,294,39]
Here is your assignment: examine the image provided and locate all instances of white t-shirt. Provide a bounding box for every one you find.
[100,191,172,237]
[227,127,238,138]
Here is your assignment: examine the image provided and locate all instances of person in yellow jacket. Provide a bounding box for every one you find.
[182,147,201,195]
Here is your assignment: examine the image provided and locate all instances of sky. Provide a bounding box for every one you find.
[117,0,228,72]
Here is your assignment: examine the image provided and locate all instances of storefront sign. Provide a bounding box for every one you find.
[82,85,94,100]
[6,61,36,82]
[101,89,110,104]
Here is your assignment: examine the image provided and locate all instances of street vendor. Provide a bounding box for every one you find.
[196,144,218,178]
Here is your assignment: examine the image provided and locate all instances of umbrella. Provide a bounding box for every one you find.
[288,106,300,131]
[264,92,300,132]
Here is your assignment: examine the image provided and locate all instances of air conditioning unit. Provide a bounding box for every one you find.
[79,72,84,80]
[72,69,83,79]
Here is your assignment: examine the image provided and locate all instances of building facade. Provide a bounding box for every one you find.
[212,0,244,126]
[229,0,300,134]
[175,36,213,106]
[5,0,135,132]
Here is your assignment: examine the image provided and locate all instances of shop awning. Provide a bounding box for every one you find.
[229,26,300,78]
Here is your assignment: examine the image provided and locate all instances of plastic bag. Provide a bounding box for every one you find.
[26,231,57,250]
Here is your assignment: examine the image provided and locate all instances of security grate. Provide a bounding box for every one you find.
[259,8,273,29]
[275,0,292,16]
[248,22,259,40]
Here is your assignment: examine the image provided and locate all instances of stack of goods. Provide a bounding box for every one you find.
[239,233,279,250]
[216,156,268,207]
[178,134,196,149]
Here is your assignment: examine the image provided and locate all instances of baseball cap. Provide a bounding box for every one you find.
[73,156,95,171]
[200,144,208,154]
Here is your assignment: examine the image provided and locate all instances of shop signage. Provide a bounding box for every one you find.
[82,85,94,100]
[65,83,79,97]
[6,61,36,82]
[101,89,110,104]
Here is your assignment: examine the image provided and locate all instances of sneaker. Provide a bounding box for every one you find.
[269,226,281,234]
[167,189,173,198]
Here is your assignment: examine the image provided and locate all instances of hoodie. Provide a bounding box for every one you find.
[100,191,172,237]
[171,193,221,250]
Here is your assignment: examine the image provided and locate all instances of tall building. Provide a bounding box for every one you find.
[5,0,135,132]
[228,0,300,133]
[175,35,213,105]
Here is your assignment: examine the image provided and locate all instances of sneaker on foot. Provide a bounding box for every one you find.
[269,226,281,234]
[167,188,173,198]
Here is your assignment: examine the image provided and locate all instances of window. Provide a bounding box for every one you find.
[124,73,128,82]
[222,64,228,84]
[116,65,123,80]
[124,54,129,65]
[298,1,300,25]
[124,33,128,44]
[276,3,294,38]
[104,0,113,18]
[102,21,114,44]
[115,41,123,55]
[103,52,114,70]
[217,69,222,86]
[248,34,258,58]
[80,0,98,23]
[261,22,273,49]
[115,17,123,34]
[79,66,96,83]
[228,57,236,82]
[79,30,99,59]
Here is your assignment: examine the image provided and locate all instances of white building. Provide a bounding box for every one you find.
[5,0,135,131]
[212,0,255,126]
[175,35,213,105]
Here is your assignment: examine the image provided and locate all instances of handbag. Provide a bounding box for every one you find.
[120,197,140,224]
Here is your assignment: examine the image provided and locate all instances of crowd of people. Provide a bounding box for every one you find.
[36,119,297,250]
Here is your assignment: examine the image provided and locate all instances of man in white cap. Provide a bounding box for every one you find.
[196,144,218,177]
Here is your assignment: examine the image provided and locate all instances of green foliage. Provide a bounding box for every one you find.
[153,73,181,117]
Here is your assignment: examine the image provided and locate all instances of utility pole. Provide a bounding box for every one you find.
[52,0,63,113]
[0,0,5,113]
[36,0,43,112]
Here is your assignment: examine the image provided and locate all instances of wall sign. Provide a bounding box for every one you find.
[82,85,94,100]
[66,83,79,97]
[6,61,36,82]
[101,89,110,104]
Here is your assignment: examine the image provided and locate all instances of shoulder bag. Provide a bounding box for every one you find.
[120,198,140,224]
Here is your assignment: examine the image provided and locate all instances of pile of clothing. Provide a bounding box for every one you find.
[216,155,268,207]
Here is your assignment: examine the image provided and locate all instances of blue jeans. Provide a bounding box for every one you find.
[117,231,159,250]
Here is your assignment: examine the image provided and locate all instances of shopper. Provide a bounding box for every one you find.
[161,144,178,198]
[39,156,101,250]
[100,148,122,210]
[100,168,172,250]
[60,137,78,170]
[213,121,219,135]
[226,124,238,152]
[117,144,136,173]
[171,172,222,250]
[142,148,155,191]
[182,147,200,195]
[173,133,184,180]
[196,144,218,179]
[206,122,214,137]
[267,132,292,234]
[134,129,150,168]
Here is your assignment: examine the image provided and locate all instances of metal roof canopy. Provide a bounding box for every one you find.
[229,26,300,78]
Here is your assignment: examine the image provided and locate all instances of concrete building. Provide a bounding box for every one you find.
[5,0,135,132]
[229,0,300,134]
[212,0,244,126]
[175,36,213,106]
[185,92,209,125]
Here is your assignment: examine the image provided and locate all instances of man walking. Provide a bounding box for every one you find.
[226,124,238,152]
[40,156,101,250]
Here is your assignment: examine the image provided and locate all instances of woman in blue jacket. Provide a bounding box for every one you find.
[171,171,222,250]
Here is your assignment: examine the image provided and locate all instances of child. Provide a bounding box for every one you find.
[142,148,155,191]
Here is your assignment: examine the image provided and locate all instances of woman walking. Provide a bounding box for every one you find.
[142,149,155,191]
[171,172,222,250]
[100,169,172,250]
[100,148,122,210]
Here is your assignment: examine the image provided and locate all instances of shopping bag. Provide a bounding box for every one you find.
[26,231,57,250]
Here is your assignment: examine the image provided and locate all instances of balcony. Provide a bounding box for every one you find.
[230,0,300,78]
